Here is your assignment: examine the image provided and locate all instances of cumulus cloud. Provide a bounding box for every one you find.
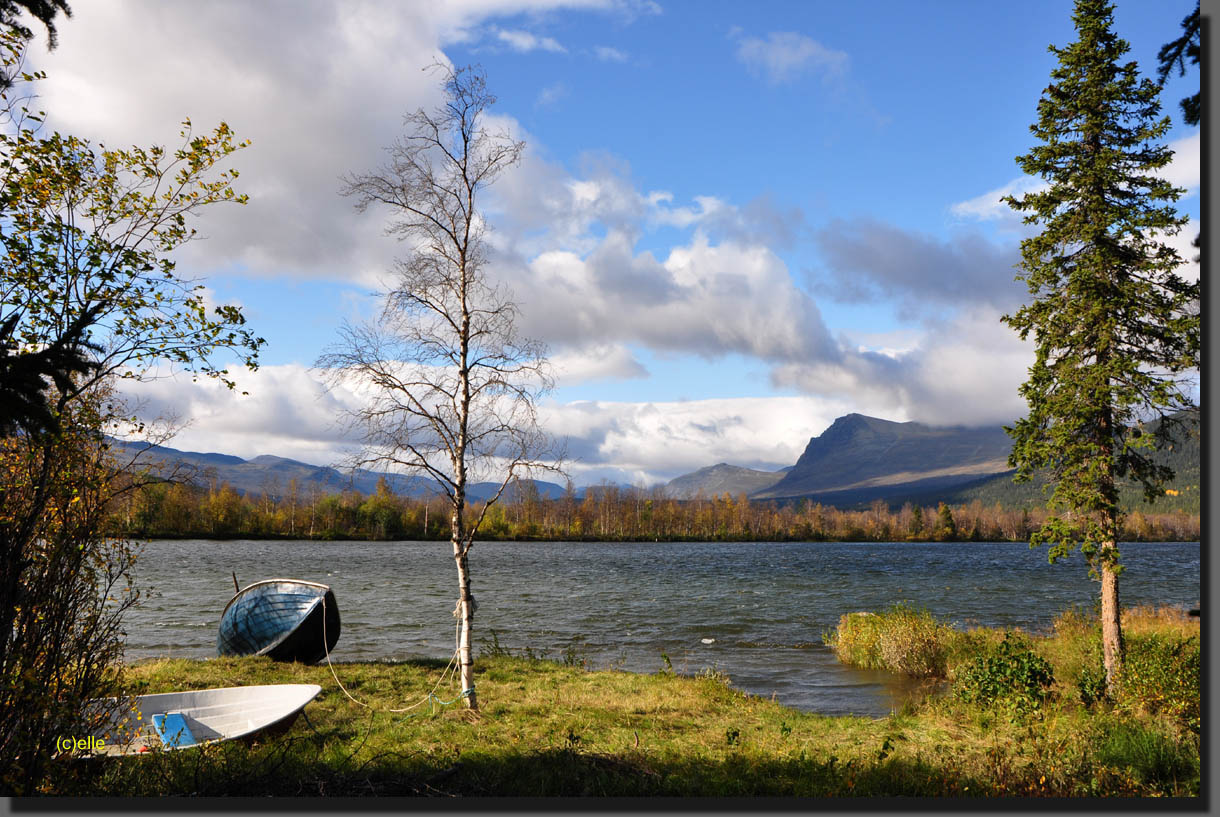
[734,31,848,85]
[1160,129,1200,192]
[772,306,1033,428]
[117,364,890,485]
[32,3,451,284]
[645,191,806,249]
[550,344,649,384]
[40,1,1045,475]
[31,0,641,285]
[540,395,871,485]
[503,230,841,367]
[488,150,647,256]
[482,141,1033,432]
[118,363,364,465]
[812,217,1023,317]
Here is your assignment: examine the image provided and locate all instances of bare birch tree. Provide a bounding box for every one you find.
[320,64,558,711]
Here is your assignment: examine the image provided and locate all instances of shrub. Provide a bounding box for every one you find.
[828,604,952,677]
[1119,634,1199,733]
[953,632,1054,713]
[1077,662,1108,708]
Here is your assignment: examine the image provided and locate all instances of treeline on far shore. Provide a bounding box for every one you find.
[103,476,1200,544]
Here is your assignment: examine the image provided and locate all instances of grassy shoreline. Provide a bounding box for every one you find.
[51,606,1199,798]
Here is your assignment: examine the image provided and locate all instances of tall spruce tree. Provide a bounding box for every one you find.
[1156,1,1200,127]
[1002,0,1199,694]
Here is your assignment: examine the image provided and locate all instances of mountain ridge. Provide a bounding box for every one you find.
[104,439,568,502]
[664,462,786,499]
[754,413,1014,501]
[108,408,1198,511]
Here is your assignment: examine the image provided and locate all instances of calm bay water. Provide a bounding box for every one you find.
[125,539,1199,717]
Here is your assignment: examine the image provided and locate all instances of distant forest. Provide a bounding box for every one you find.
[104,476,1199,544]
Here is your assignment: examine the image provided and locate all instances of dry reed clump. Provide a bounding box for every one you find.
[1121,605,1199,638]
[828,605,953,678]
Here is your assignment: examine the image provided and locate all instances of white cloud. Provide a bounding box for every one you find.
[953,128,1199,225]
[949,175,1047,224]
[116,364,891,485]
[504,230,840,368]
[30,1,642,285]
[734,31,848,85]
[32,3,453,283]
[1160,129,1200,192]
[593,45,628,62]
[540,395,868,485]
[44,1,1046,478]
[647,194,730,229]
[813,217,1024,317]
[118,363,364,465]
[896,308,1033,426]
[494,27,567,53]
[551,344,649,384]
[1157,217,1200,284]
[772,306,1032,428]
[535,81,569,108]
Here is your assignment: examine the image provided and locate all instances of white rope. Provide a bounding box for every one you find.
[319,594,466,714]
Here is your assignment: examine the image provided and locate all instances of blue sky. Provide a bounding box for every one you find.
[29,0,1201,486]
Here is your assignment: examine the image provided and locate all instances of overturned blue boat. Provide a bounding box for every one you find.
[217,579,340,664]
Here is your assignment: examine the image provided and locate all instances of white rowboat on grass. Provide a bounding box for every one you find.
[87,683,322,756]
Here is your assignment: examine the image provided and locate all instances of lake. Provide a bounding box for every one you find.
[124,539,1199,717]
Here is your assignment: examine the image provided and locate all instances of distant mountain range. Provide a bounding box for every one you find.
[106,439,569,502]
[111,408,1199,512]
[664,411,1199,511]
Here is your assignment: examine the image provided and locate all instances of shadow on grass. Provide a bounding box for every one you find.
[51,734,1006,798]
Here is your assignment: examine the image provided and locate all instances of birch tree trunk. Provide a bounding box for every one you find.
[454,546,478,710]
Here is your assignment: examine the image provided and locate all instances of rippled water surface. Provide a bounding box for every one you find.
[125,540,1199,717]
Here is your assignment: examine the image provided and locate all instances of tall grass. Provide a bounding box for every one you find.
[31,603,1201,798]
[825,603,958,677]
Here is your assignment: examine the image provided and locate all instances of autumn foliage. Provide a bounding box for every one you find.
[102,479,1198,544]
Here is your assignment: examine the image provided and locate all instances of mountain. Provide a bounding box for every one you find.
[111,408,1198,512]
[933,409,1201,513]
[664,463,786,499]
[752,413,1015,504]
[105,439,567,501]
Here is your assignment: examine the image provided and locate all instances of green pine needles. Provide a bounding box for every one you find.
[1002,0,1198,689]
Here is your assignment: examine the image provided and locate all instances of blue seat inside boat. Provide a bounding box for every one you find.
[152,712,197,748]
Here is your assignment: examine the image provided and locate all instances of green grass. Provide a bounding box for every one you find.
[44,606,1200,798]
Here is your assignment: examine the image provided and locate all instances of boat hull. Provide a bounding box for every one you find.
[217,579,340,664]
[88,683,322,757]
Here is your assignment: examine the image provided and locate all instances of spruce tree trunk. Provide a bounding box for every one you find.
[1099,543,1124,696]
